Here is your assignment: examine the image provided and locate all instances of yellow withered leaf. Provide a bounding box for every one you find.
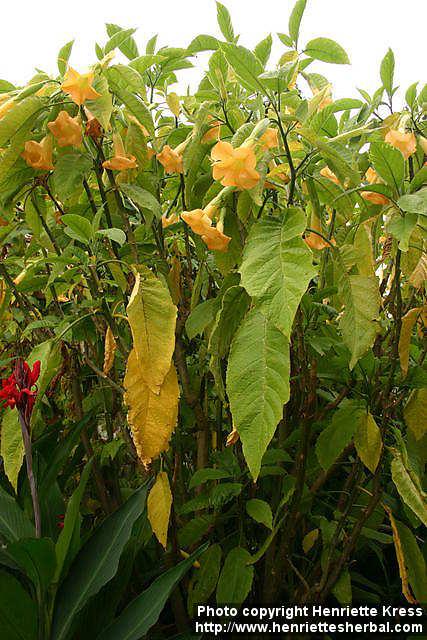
[127,267,177,394]
[147,471,172,548]
[103,326,117,375]
[124,348,179,465]
[409,255,427,290]
[385,505,416,604]
[398,307,421,378]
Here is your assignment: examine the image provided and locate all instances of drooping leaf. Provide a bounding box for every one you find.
[120,183,162,223]
[0,96,43,147]
[103,326,117,375]
[354,411,382,473]
[147,472,172,549]
[226,309,290,480]
[302,529,319,554]
[124,349,179,465]
[54,152,92,202]
[395,519,427,603]
[127,268,177,394]
[399,307,422,377]
[246,499,273,529]
[370,141,404,194]
[51,484,149,640]
[240,210,316,337]
[391,453,427,527]
[316,400,366,470]
[216,547,253,604]
[404,388,427,440]
[1,409,23,490]
[338,266,380,369]
[8,537,56,594]
[188,544,222,614]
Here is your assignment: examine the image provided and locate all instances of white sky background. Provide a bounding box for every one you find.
[1,0,425,102]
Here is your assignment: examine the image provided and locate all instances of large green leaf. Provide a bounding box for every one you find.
[316,400,366,470]
[0,96,42,146]
[120,183,161,222]
[57,40,74,76]
[53,152,92,202]
[61,213,94,245]
[380,48,395,96]
[240,210,316,338]
[370,141,404,195]
[1,409,23,490]
[106,24,139,60]
[305,37,349,64]
[354,411,382,473]
[0,570,37,640]
[8,537,56,594]
[391,453,427,527]
[99,545,207,640]
[338,254,380,369]
[51,483,149,640]
[216,547,253,604]
[226,309,290,480]
[221,43,265,93]
[0,485,35,542]
[106,68,154,135]
[398,187,427,215]
[188,544,222,614]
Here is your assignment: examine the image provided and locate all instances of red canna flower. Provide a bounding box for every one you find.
[0,359,41,423]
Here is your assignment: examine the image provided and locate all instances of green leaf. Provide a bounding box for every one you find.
[316,400,366,470]
[0,485,35,542]
[216,2,235,42]
[354,411,382,473]
[106,24,139,60]
[188,35,220,54]
[277,33,293,47]
[54,460,93,583]
[226,309,290,480]
[0,570,37,640]
[398,187,427,215]
[188,544,222,614]
[104,28,137,55]
[61,213,94,245]
[189,468,231,490]
[370,141,404,195]
[380,48,395,96]
[246,499,273,529]
[0,96,42,147]
[240,210,316,338]
[216,547,253,604]
[8,538,56,594]
[51,483,149,640]
[186,299,218,340]
[120,183,161,224]
[106,68,154,136]
[304,38,349,64]
[391,453,427,527]
[209,285,251,399]
[96,228,127,246]
[387,211,418,252]
[57,40,74,76]
[1,409,23,490]
[338,256,380,369]
[404,388,427,440]
[28,339,61,427]
[395,519,427,603]
[86,74,113,130]
[221,43,265,93]
[53,151,92,202]
[289,0,307,46]
[99,545,207,640]
[254,35,272,67]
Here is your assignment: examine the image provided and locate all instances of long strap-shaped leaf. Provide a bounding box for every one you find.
[99,543,208,640]
[51,483,149,640]
[0,486,35,543]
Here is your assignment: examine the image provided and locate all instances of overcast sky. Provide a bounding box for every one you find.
[1,0,424,101]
